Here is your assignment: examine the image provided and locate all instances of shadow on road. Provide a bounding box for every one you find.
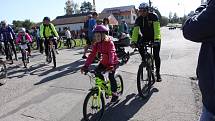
[34,59,85,85]
[102,88,159,121]
[7,63,47,79]
[80,88,159,121]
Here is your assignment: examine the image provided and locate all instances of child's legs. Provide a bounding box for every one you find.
[109,71,117,93]
[95,64,106,80]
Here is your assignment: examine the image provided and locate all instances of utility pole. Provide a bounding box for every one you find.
[149,0,152,7]
[92,0,96,12]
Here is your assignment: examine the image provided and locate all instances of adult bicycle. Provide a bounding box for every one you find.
[46,36,57,68]
[19,42,30,68]
[136,41,156,98]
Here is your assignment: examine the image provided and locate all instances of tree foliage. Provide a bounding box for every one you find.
[80,1,93,13]
[12,20,34,31]
[64,0,80,15]
[160,16,169,27]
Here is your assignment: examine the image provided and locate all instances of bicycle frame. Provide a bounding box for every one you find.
[87,72,112,105]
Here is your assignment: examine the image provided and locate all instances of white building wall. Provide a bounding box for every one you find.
[55,23,84,32]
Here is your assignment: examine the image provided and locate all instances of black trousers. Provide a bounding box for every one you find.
[4,39,17,59]
[66,38,71,48]
[138,41,161,75]
[95,64,117,92]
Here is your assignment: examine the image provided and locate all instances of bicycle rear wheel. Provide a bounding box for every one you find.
[57,40,62,49]
[83,90,105,121]
[31,41,37,50]
[70,39,76,48]
[137,61,152,98]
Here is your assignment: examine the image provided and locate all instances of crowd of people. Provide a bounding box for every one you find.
[0,1,214,120]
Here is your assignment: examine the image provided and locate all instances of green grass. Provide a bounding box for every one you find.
[58,39,87,49]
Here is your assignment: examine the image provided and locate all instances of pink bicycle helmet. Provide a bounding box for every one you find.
[93,25,109,34]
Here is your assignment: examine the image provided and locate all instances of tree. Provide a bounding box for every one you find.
[12,20,34,32]
[80,1,93,13]
[160,16,169,27]
[12,20,23,28]
[169,12,172,20]
[22,20,33,30]
[64,0,80,15]
[172,12,179,23]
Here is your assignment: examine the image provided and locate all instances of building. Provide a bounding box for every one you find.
[101,5,137,25]
[52,13,118,32]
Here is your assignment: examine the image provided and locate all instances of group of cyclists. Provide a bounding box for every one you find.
[81,2,162,103]
[0,16,60,65]
[0,2,162,103]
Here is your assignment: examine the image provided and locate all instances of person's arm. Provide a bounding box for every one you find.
[84,44,98,67]
[50,23,59,38]
[40,24,44,39]
[26,33,32,43]
[183,1,215,42]
[152,14,161,42]
[108,40,116,66]
[132,17,141,43]
[9,26,16,39]
[15,34,21,44]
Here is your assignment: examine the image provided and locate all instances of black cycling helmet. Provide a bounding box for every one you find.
[43,17,51,21]
[139,2,149,11]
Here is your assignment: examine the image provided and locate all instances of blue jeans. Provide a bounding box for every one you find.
[200,106,215,121]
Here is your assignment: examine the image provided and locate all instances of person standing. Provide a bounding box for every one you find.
[183,0,215,120]
[82,12,98,59]
[64,27,72,48]
[0,20,18,60]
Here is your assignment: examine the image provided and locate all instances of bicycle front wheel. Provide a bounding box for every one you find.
[22,51,27,68]
[137,61,152,98]
[52,49,56,68]
[115,74,124,95]
[0,60,7,85]
[83,90,105,121]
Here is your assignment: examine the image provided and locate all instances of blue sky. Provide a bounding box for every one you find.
[0,0,201,24]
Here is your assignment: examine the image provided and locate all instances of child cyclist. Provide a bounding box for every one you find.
[16,28,32,56]
[81,25,119,102]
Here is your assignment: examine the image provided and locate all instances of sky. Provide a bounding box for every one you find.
[0,0,201,24]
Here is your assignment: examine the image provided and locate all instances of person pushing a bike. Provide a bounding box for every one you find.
[132,2,162,82]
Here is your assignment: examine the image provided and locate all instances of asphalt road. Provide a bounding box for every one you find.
[0,27,202,121]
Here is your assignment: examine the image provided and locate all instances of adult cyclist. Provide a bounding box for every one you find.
[40,17,59,62]
[0,20,18,61]
[132,2,162,82]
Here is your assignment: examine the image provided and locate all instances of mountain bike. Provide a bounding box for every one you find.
[58,36,76,48]
[47,37,57,68]
[83,70,124,121]
[19,42,30,68]
[136,42,156,98]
